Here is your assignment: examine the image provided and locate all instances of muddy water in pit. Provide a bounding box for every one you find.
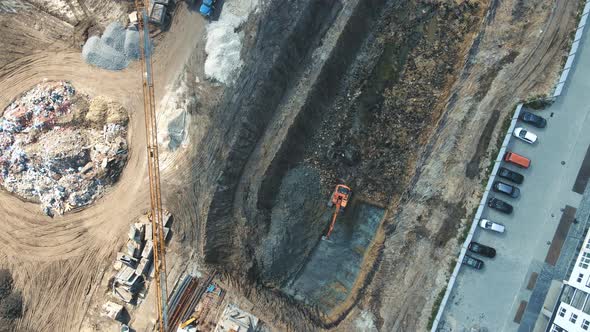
[283,201,384,313]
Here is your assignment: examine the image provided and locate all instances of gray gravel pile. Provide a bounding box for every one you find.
[102,22,126,53]
[259,166,324,285]
[82,22,141,71]
[124,27,140,60]
[82,36,130,70]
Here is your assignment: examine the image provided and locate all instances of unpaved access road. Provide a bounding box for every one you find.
[0,4,205,331]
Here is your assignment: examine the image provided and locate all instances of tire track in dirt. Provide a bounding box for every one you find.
[359,0,579,330]
[0,50,150,331]
[0,4,206,330]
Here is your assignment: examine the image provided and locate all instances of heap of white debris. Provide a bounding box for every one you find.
[0,81,129,216]
[204,0,259,84]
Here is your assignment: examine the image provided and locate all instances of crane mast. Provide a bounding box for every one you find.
[134,1,168,330]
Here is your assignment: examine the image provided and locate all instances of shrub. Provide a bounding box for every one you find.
[0,292,22,319]
[0,270,13,301]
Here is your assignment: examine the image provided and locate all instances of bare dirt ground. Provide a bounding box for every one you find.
[349,0,581,331]
[0,0,581,331]
[0,2,209,331]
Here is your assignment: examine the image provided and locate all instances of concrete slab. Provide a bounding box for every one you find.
[576,27,585,42]
[580,14,588,28]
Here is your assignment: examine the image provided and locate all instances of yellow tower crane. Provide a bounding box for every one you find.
[134,1,168,330]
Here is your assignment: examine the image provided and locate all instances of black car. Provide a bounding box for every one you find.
[462,255,484,269]
[468,241,496,258]
[492,180,520,198]
[488,197,513,214]
[497,167,524,184]
[519,110,547,128]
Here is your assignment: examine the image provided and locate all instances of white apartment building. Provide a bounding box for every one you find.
[548,230,590,332]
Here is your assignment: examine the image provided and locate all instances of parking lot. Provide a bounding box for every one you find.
[439,24,590,332]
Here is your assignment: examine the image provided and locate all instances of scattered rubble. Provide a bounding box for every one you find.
[0,81,129,216]
[101,301,124,320]
[111,211,172,305]
[214,303,259,332]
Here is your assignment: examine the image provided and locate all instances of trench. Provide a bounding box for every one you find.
[189,0,483,327]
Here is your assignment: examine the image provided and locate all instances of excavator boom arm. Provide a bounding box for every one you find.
[325,199,342,239]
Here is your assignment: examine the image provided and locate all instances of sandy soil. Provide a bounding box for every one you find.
[0,3,207,331]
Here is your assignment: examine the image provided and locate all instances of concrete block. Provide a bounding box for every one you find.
[570,41,580,55]
[554,83,565,98]
[513,104,523,119]
[498,147,507,161]
[584,2,590,16]
[564,54,576,70]
[575,27,585,42]
[559,68,570,83]
[580,13,588,28]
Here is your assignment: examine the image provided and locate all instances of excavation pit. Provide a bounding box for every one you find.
[0,81,129,216]
[283,201,384,313]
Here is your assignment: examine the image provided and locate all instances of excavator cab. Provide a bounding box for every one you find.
[324,184,352,240]
[328,184,351,209]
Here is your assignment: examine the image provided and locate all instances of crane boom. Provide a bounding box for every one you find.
[135,1,169,330]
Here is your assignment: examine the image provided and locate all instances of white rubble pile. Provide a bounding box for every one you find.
[0,81,129,216]
[204,0,259,84]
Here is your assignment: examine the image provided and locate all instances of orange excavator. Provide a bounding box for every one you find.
[323,184,352,240]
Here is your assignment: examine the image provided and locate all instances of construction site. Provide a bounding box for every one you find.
[0,0,582,331]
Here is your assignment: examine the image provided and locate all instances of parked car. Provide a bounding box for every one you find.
[492,180,520,198]
[468,241,496,258]
[497,166,524,184]
[199,0,215,17]
[519,110,547,128]
[463,255,484,269]
[479,218,505,233]
[513,127,538,144]
[504,151,531,168]
[488,197,513,214]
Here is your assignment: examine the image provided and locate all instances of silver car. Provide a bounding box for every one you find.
[513,127,537,144]
[479,218,505,233]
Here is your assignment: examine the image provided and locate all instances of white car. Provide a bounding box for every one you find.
[513,127,537,144]
[479,219,505,233]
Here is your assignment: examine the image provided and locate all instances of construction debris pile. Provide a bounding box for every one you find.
[82,21,139,70]
[0,81,129,216]
[111,211,171,304]
[214,304,259,332]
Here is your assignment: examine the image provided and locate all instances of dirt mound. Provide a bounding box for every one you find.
[0,81,129,216]
[87,96,129,126]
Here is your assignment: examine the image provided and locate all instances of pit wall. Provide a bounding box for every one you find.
[430,2,590,330]
[247,0,390,285]
[198,0,389,273]
[199,0,347,264]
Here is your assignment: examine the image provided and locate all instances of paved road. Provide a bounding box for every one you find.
[439,18,590,332]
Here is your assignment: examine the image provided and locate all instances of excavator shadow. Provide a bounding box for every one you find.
[282,199,384,313]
